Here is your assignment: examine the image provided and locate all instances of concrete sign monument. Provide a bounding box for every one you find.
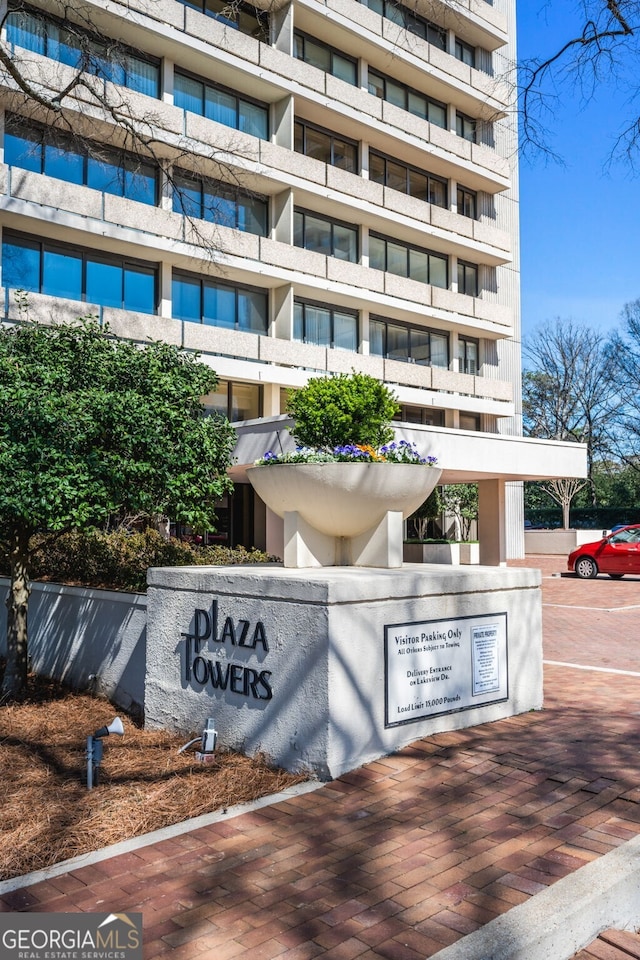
[145,564,542,779]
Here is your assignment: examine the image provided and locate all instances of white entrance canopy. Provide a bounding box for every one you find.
[230,417,588,566]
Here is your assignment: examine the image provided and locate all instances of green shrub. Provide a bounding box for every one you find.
[286,372,399,450]
[0,530,275,593]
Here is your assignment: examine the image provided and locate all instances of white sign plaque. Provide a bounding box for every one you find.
[384,613,508,726]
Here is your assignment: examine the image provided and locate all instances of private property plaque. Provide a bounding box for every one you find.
[384,613,508,727]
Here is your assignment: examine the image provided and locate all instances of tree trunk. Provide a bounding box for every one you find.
[2,527,31,701]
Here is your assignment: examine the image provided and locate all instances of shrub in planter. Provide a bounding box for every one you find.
[285,371,399,450]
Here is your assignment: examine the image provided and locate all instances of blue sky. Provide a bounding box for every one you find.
[516,3,640,340]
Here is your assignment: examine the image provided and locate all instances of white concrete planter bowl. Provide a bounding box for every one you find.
[247,462,442,568]
[247,462,441,538]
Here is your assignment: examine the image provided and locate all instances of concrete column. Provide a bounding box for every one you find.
[447,103,457,136]
[265,506,284,559]
[451,330,460,371]
[273,188,293,244]
[162,59,174,105]
[272,0,293,54]
[273,283,294,340]
[361,224,370,266]
[160,165,173,212]
[262,382,281,417]
[273,95,294,149]
[450,177,458,213]
[446,28,455,58]
[478,478,507,566]
[360,141,369,179]
[360,309,370,355]
[359,57,368,93]
[159,261,172,319]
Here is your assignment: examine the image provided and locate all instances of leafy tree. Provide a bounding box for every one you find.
[286,372,399,450]
[441,484,478,542]
[0,318,236,701]
[407,488,442,540]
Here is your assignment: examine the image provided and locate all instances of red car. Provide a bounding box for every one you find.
[568,525,640,579]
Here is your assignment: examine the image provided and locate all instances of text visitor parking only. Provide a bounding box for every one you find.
[384,613,508,726]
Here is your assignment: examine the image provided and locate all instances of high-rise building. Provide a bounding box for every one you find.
[0,0,584,561]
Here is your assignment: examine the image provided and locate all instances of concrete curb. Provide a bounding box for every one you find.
[430,831,640,960]
[0,779,322,898]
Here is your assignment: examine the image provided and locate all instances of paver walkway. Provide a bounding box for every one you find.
[3,556,640,960]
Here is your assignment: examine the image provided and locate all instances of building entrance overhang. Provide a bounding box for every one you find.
[229,416,588,486]
[229,418,587,566]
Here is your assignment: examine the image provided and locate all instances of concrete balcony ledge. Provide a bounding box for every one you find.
[475,377,512,402]
[3,290,98,327]
[0,287,516,409]
[259,238,327,277]
[185,7,261,63]
[258,335,327,370]
[183,321,261,358]
[9,168,103,220]
[383,358,432,390]
[105,309,183,346]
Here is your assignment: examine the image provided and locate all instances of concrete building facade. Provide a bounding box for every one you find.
[0,0,585,561]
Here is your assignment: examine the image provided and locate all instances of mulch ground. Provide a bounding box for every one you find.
[0,675,307,882]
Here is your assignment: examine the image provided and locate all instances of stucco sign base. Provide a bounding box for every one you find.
[145,564,542,780]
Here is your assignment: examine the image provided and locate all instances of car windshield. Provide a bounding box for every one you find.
[610,528,640,544]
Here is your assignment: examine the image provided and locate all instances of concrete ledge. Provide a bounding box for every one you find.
[430,831,640,960]
[525,529,603,555]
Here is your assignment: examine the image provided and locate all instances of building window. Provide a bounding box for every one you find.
[368,69,447,128]
[2,230,157,313]
[6,6,160,97]
[457,260,478,297]
[395,405,445,426]
[294,299,358,351]
[173,171,268,235]
[456,111,477,142]
[172,271,268,333]
[369,151,447,207]
[458,336,478,375]
[457,185,477,220]
[369,233,448,288]
[203,379,263,420]
[455,38,476,67]
[460,412,480,431]
[5,115,158,205]
[178,0,269,39]
[174,70,269,140]
[370,318,449,367]
[294,120,358,173]
[359,0,445,48]
[294,209,358,262]
[293,32,357,85]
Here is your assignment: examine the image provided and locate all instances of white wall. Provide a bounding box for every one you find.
[0,579,146,715]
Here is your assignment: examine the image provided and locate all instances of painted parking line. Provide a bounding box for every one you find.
[544,660,640,678]
[543,603,640,613]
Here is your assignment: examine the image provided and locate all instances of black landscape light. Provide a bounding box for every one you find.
[86,716,124,789]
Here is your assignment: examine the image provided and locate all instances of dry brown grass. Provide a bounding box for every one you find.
[0,676,308,882]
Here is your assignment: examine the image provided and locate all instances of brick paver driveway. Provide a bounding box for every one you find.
[3,556,640,960]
